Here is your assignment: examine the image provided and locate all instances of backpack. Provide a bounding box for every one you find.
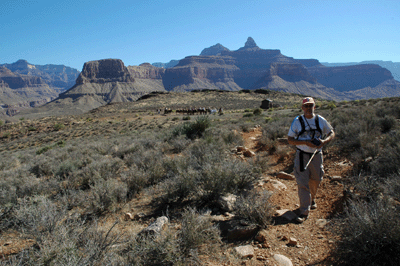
[296,115,322,140]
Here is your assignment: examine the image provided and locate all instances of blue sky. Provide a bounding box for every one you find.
[1,0,399,70]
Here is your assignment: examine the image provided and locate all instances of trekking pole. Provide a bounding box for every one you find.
[304,149,318,171]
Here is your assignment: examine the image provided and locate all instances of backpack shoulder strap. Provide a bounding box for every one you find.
[297,115,306,139]
[315,115,322,134]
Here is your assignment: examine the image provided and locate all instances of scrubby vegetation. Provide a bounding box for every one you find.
[1,93,400,265]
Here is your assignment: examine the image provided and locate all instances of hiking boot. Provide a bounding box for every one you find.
[311,200,317,210]
[293,208,301,216]
[295,214,308,224]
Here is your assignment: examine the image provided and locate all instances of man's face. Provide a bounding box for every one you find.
[302,103,315,116]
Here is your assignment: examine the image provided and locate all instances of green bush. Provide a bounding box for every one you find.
[128,227,181,265]
[253,108,263,116]
[243,113,254,118]
[173,116,211,139]
[53,123,65,131]
[179,207,222,255]
[234,190,274,228]
[330,198,400,265]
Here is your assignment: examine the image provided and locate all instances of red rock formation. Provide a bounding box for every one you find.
[308,64,393,92]
[128,63,165,79]
[76,59,134,84]
[162,56,240,91]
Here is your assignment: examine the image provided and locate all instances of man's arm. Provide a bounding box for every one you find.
[288,130,335,149]
[318,130,335,148]
[287,136,310,146]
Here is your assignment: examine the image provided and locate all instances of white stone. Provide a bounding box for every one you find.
[271,180,287,191]
[276,171,295,180]
[234,245,254,258]
[273,254,293,266]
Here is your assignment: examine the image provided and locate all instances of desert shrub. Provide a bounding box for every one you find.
[376,103,400,119]
[234,190,274,228]
[0,181,17,208]
[13,196,66,238]
[55,160,83,178]
[166,134,191,153]
[3,218,124,266]
[370,144,400,177]
[238,121,253,132]
[222,130,244,146]
[202,125,243,146]
[261,118,291,141]
[88,178,127,214]
[250,152,271,173]
[179,207,222,256]
[330,198,400,266]
[162,167,199,202]
[53,123,65,131]
[184,138,226,169]
[253,108,263,116]
[162,154,257,204]
[120,168,148,198]
[379,116,396,133]
[113,142,144,160]
[36,145,52,155]
[123,149,166,184]
[172,116,211,139]
[90,156,124,180]
[383,174,400,201]
[243,113,254,118]
[265,117,273,123]
[128,227,181,266]
[30,155,57,177]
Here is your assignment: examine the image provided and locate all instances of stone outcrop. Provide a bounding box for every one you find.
[250,63,346,100]
[237,37,261,51]
[0,66,59,116]
[27,59,166,117]
[152,60,179,69]
[162,55,241,91]
[76,59,134,84]
[322,60,400,82]
[200,43,230,56]
[128,63,165,79]
[0,60,80,117]
[1,59,79,92]
[308,64,394,92]
[157,37,399,100]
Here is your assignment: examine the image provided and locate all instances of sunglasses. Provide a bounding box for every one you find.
[303,104,314,108]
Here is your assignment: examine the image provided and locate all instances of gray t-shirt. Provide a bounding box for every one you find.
[288,114,333,153]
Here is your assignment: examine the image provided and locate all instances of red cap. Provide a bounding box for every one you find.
[302,97,315,105]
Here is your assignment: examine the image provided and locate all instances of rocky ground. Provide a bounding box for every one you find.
[220,128,350,265]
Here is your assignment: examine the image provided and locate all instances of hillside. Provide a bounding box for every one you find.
[1,91,400,265]
[0,60,80,116]
[322,60,400,82]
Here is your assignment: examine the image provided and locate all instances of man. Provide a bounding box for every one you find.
[287,97,335,223]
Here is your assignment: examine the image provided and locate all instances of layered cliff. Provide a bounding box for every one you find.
[308,64,394,92]
[1,59,79,92]
[19,59,167,117]
[163,55,241,91]
[0,66,58,107]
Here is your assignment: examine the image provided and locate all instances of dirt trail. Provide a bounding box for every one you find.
[237,127,348,265]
